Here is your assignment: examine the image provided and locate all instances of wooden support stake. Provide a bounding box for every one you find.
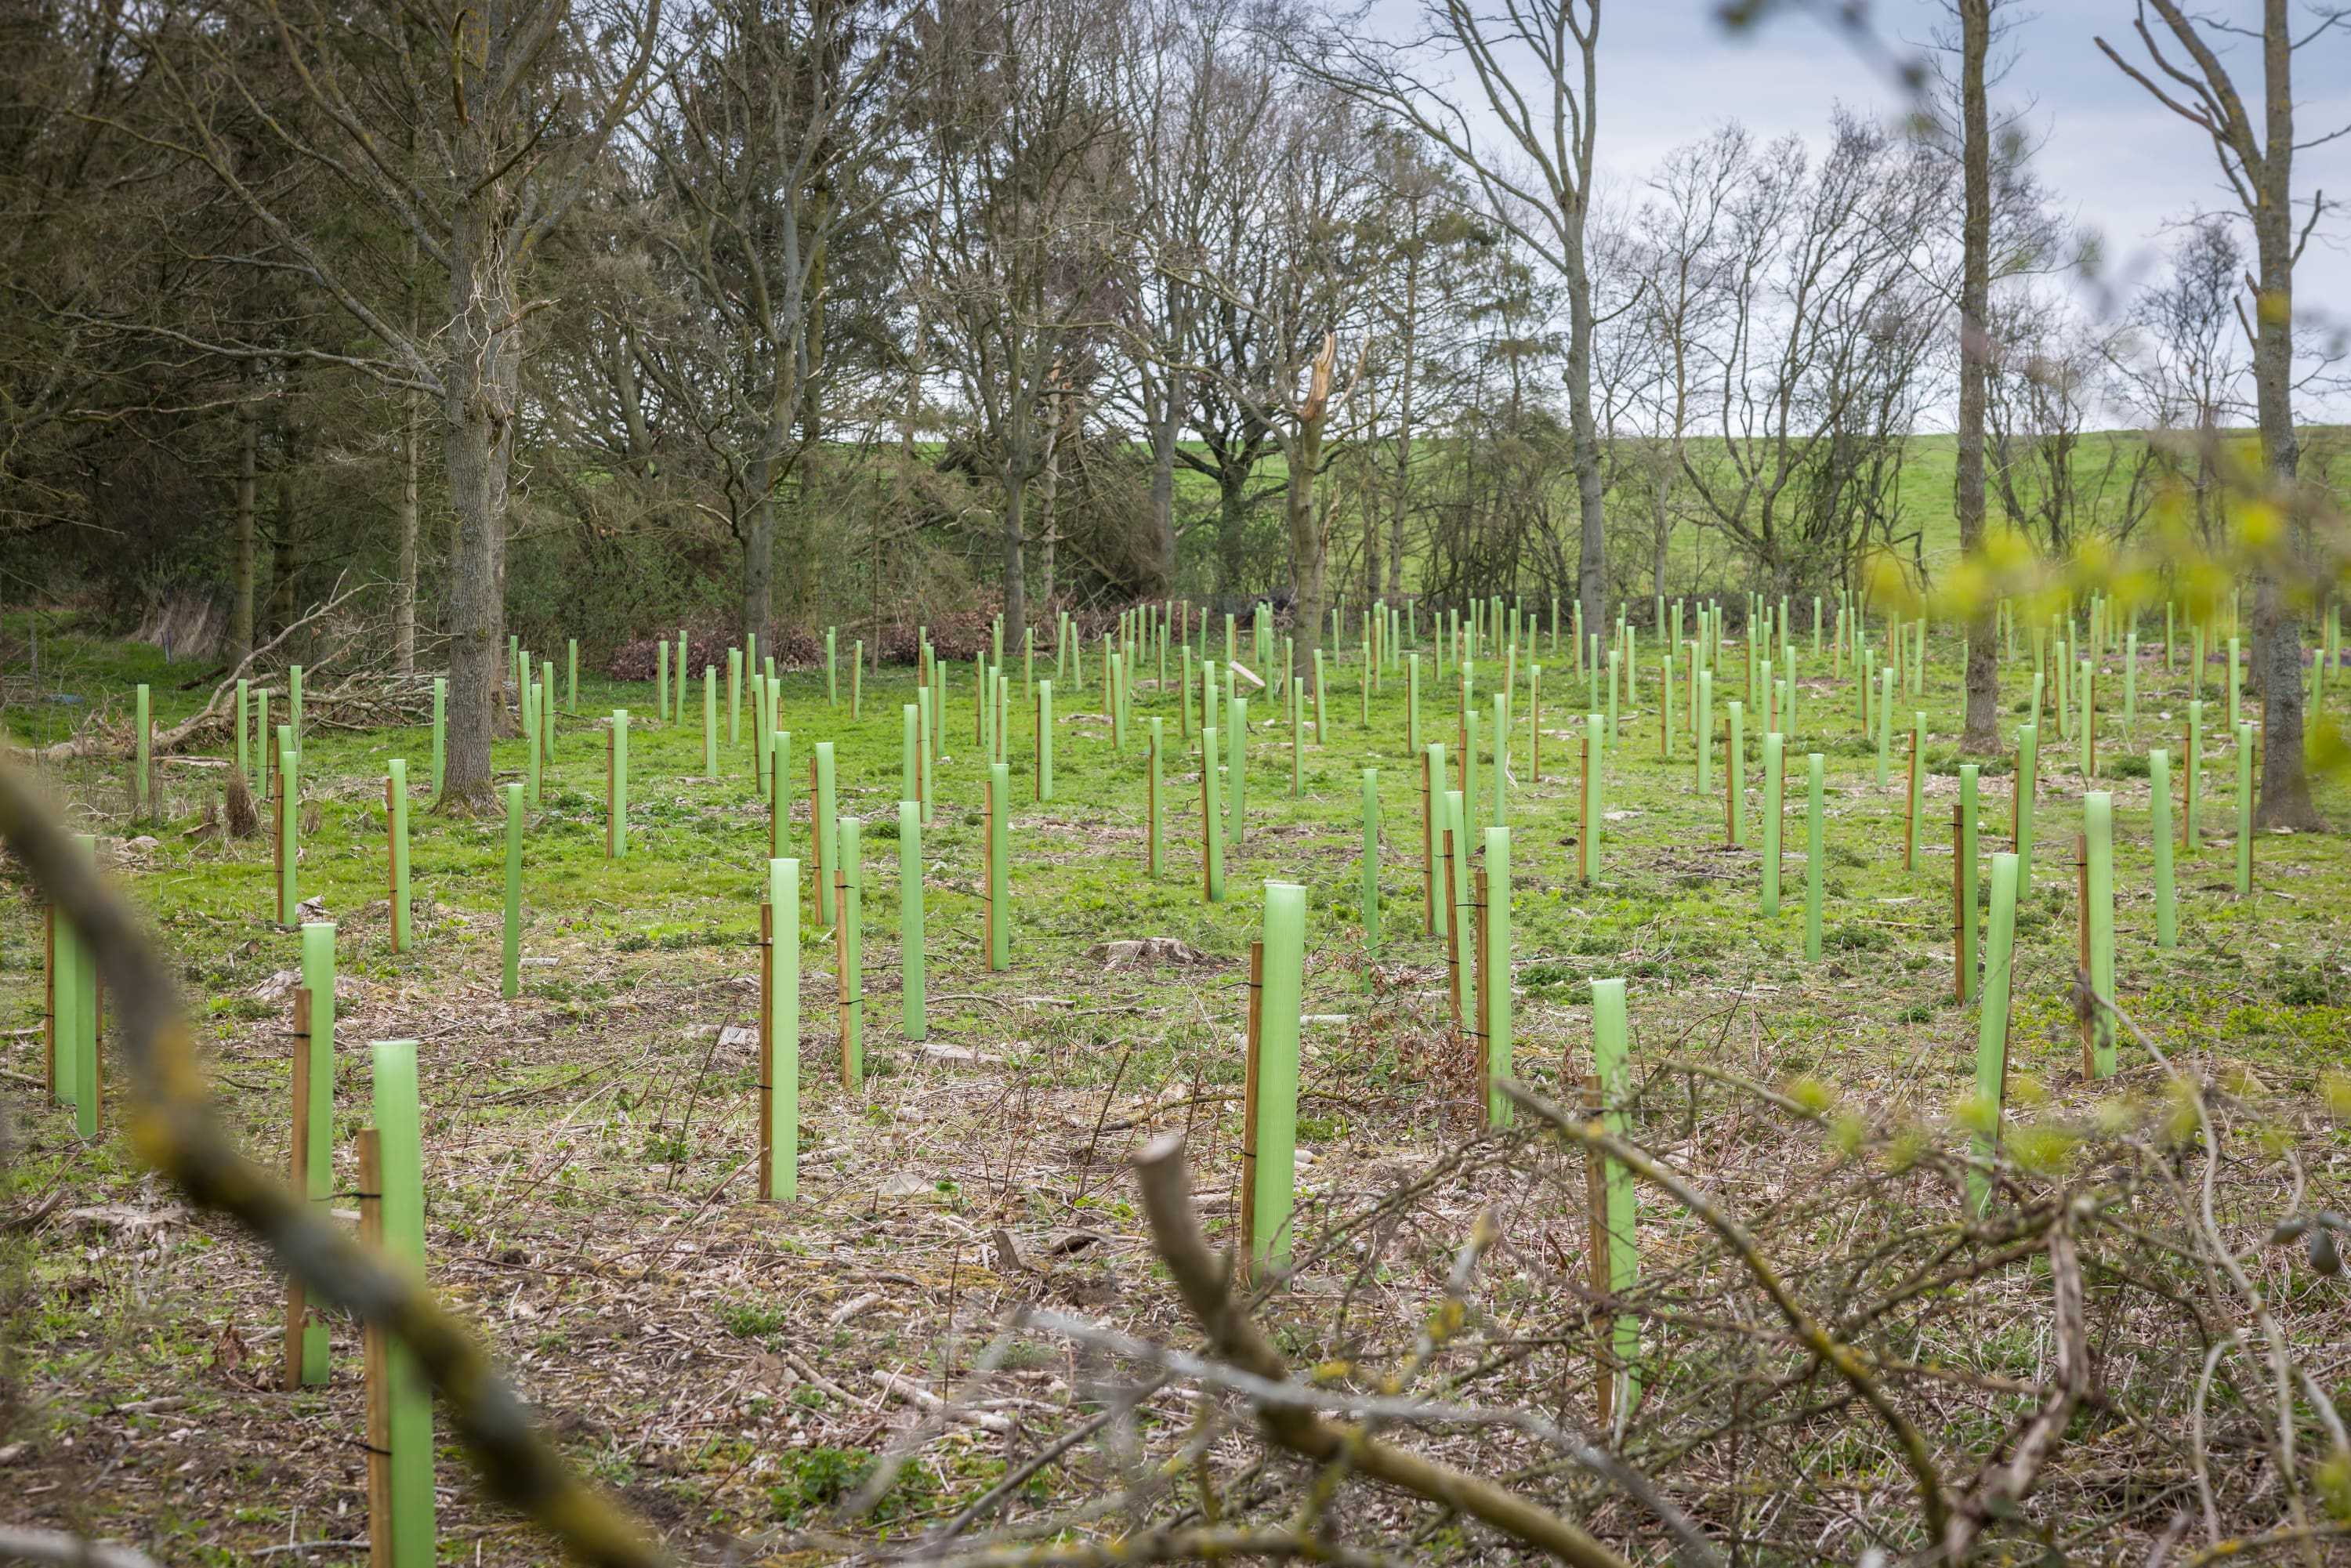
[1239,940,1265,1265]
[1443,824,1462,1027]
[358,1128,393,1568]
[1581,1072,1613,1429]
[284,987,313,1392]
[758,903,773,1197]
[2075,831,2094,1081]
[1472,870,1491,1132]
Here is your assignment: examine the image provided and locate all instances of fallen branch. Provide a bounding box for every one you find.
[0,1524,158,1568]
[29,575,372,764]
[1129,1131,1636,1568]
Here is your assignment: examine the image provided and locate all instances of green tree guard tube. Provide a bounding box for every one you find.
[1957,764,1980,1001]
[2078,658,2093,779]
[369,1038,437,1568]
[813,742,839,925]
[2227,636,2240,736]
[1360,768,1381,953]
[826,628,839,708]
[900,704,918,804]
[1249,881,1306,1272]
[134,683,150,817]
[1661,653,1675,758]
[608,710,629,859]
[1408,654,1422,755]
[1761,733,1784,916]
[1203,723,1225,903]
[1726,700,1746,846]
[541,663,556,765]
[1875,667,1895,785]
[295,920,335,1382]
[704,668,717,778]
[996,671,1011,765]
[1696,670,1713,795]
[1804,753,1825,961]
[1490,693,1508,826]
[2151,748,2177,947]
[2236,722,2254,896]
[1289,665,1303,796]
[899,804,926,1041]
[746,632,758,693]
[1181,647,1195,741]
[1037,679,1055,800]
[568,639,578,714]
[2085,790,2115,1075]
[1228,697,1248,845]
[754,674,773,792]
[763,857,799,1201]
[502,783,523,999]
[1148,717,1165,878]
[728,648,743,745]
[2014,723,2038,893]
[1590,975,1638,1400]
[255,688,273,802]
[288,664,303,766]
[1906,712,1925,870]
[657,638,669,722]
[1968,851,2020,1215]
[2125,632,2138,734]
[771,729,793,860]
[1483,826,1512,1126]
[1463,707,1480,834]
[987,761,1011,970]
[1584,713,1605,882]
[522,680,540,806]
[1313,648,1328,743]
[236,679,251,788]
[838,817,864,1084]
[2186,700,2203,848]
[1113,654,1128,751]
[279,737,299,925]
[916,689,936,824]
[1607,650,1621,743]
[429,679,445,799]
[388,759,411,952]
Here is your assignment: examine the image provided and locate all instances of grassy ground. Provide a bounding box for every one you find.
[3,614,2349,1563]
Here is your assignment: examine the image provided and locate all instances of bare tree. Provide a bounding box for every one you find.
[127,0,661,806]
[2099,0,2349,831]
[917,0,1129,635]
[1301,0,1609,640]
[631,0,917,650]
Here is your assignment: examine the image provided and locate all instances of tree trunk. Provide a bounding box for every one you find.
[1956,0,2001,755]
[1000,476,1027,635]
[1038,390,1064,607]
[1388,248,1420,603]
[1563,234,1606,643]
[1148,382,1179,594]
[230,386,256,668]
[741,486,776,654]
[268,462,299,643]
[437,219,519,812]
[395,394,419,675]
[2249,0,2319,831]
[1217,467,1250,599]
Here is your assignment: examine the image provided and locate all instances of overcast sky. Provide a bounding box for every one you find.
[1583,1,2351,423]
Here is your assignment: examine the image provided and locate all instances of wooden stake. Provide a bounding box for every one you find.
[1239,940,1265,1266]
[1443,824,1462,1027]
[1472,869,1491,1131]
[1581,1071,1613,1428]
[358,1127,393,1568]
[284,987,313,1392]
[758,904,773,1197]
[2075,831,2094,1080]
